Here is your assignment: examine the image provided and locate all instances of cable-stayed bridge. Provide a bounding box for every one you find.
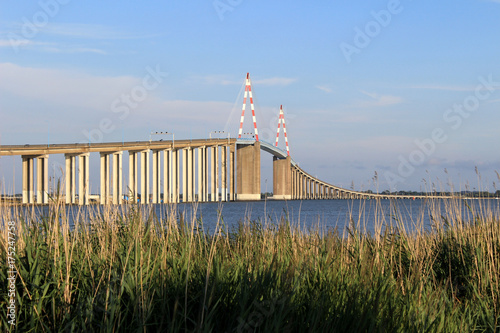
[0,73,434,205]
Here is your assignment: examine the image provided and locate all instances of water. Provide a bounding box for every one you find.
[4,198,499,235]
[176,199,433,235]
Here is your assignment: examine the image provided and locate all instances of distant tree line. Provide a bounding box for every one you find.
[363,190,500,198]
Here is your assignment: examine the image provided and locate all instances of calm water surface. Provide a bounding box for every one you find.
[7,198,498,236]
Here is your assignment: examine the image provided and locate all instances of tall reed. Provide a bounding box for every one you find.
[1,196,499,332]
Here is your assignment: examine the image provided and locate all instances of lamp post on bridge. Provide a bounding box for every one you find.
[241,132,256,139]
[209,131,230,139]
[150,131,175,148]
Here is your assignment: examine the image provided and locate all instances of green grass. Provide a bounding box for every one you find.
[1,197,500,332]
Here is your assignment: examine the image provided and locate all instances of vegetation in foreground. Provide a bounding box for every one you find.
[1,198,500,332]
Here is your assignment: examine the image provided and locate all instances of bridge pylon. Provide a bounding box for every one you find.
[237,73,259,141]
[275,105,290,156]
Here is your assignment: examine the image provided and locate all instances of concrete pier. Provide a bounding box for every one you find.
[221,146,227,201]
[100,153,110,205]
[140,150,150,204]
[1,137,425,206]
[128,151,138,203]
[272,156,291,200]
[78,153,90,205]
[152,150,161,204]
[236,142,261,201]
[162,150,170,203]
[65,154,77,204]
[22,155,48,204]
[36,156,49,204]
[197,147,205,202]
[211,146,217,201]
[112,152,123,204]
[171,149,179,203]
[229,145,235,201]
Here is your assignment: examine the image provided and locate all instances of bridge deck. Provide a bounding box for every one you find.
[0,138,454,202]
[0,138,237,156]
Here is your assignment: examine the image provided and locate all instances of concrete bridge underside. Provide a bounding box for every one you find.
[1,139,437,205]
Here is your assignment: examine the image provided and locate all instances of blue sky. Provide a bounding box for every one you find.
[1,0,500,193]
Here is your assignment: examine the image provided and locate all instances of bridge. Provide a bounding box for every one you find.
[0,73,437,205]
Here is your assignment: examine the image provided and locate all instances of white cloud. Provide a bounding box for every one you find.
[38,23,156,40]
[409,84,477,92]
[157,100,235,121]
[253,77,297,86]
[42,46,107,55]
[315,85,332,93]
[0,38,106,54]
[193,75,298,87]
[355,91,404,107]
[0,62,138,110]
[0,63,254,143]
[0,39,49,48]
[191,75,240,86]
[0,23,156,54]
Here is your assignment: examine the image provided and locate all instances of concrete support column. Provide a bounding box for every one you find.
[140,150,150,204]
[36,156,49,204]
[300,174,304,200]
[221,146,227,202]
[152,150,161,204]
[302,175,306,200]
[22,157,34,204]
[295,169,300,200]
[181,149,187,202]
[293,169,297,200]
[229,145,235,201]
[299,174,304,200]
[295,170,301,200]
[100,153,110,205]
[210,146,216,202]
[171,150,179,203]
[112,152,123,204]
[128,152,138,203]
[78,153,90,205]
[165,150,171,203]
[236,142,261,201]
[186,148,194,202]
[65,155,77,204]
[197,147,204,202]
[273,156,292,200]
[204,148,209,202]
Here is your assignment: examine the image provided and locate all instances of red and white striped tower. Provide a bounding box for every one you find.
[275,105,290,156]
[237,73,259,141]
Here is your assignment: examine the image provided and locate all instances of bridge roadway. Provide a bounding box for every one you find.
[0,138,447,205]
